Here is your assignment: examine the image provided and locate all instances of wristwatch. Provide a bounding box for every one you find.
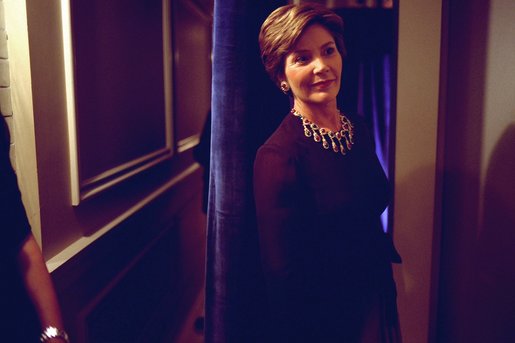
[40,326,70,342]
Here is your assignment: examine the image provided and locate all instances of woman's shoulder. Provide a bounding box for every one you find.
[254,113,304,174]
[341,110,365,127]
[342,111,376,151]
[258,113,301,153]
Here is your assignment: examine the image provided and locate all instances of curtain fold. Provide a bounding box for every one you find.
[357,54,392,177]
[205,1,287,342]
[337,8,395,231]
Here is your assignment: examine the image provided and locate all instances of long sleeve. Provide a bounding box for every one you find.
[254,144,317,341]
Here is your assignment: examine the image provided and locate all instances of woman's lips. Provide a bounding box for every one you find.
[312,79,335,89]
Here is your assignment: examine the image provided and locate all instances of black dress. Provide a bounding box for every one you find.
[0,116,41,341]
[254,112,401,342]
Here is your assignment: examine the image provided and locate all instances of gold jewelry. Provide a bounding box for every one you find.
[291,108,354,155]
[280,81,290,94]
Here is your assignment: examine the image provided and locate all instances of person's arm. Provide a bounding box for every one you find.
[2,117,68,341]
[254,145,314,341]
[17,235,69,342]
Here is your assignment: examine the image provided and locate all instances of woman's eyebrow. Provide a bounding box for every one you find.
[292,40,335,54]
[320,41,336,49]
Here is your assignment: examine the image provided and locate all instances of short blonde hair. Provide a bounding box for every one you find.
[258,3,346,88]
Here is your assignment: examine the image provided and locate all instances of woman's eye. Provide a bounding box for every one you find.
[295,55,309,64]
[325,46,336,55]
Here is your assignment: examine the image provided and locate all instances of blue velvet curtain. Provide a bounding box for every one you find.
[337,8,396,231]
[205,1,287,342]
[337,8,395,176]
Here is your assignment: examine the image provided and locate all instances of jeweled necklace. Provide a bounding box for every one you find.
[291,108,354,155]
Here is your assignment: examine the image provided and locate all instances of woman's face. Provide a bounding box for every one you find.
[283,24,342,109]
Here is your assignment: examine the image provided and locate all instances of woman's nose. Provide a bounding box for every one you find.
[313,57,329,73]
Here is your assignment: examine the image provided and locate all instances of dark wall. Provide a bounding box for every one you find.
[53,167,206,342]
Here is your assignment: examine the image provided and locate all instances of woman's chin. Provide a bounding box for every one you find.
[307,93,338,105]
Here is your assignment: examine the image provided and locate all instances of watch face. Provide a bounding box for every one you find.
[40,326,70,343]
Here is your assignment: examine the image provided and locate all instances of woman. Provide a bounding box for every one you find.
[254,4,401,342]
[0,116,69,342]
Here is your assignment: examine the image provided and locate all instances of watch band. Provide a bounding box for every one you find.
[40,326,70,342]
